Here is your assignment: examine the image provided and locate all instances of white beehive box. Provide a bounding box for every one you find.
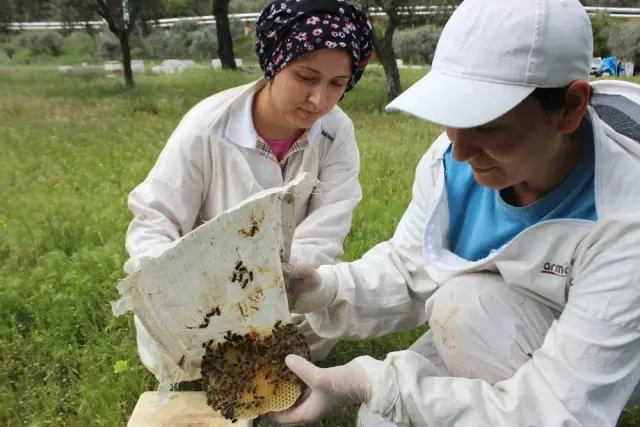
[131,60,145,73]
[211,58,244,69]
[104,60,123,76]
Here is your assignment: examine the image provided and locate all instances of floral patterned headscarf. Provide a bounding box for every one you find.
[254,0,375,93]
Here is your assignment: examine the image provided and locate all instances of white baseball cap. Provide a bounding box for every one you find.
[385,0,593,128]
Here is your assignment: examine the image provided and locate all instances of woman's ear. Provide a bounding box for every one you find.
[557,80,591,134]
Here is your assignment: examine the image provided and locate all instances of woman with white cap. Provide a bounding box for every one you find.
[122,0,374,398]
[268,0,640,426]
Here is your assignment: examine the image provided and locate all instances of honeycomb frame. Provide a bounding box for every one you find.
[201,321,311,423]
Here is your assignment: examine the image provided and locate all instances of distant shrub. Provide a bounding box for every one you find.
[608,20,640,65]
[99,31,121,59]
[591,12,613,58]
[39,32,63,56]
[393,25,441,65]
[229,19,245,38]
[171,20,201,34]
[189,27,218,59]
[64,31,99,58]
[3,19,254,62]
[131,46,151,59]
[165,34,190,58]
[15,31,63,57]
[98,29,150,60]
[165,21,200,58]
[145,29,170,59]
[14,33,30,50]
[3,44,16,59]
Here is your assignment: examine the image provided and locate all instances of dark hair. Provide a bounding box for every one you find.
[529,86,570,111]
[529,84,594,112]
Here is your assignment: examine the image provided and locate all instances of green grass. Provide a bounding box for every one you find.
[1,66,640,427]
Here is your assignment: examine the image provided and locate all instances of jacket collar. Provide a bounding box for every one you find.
[430,105,639,222]
[224,78,323,149]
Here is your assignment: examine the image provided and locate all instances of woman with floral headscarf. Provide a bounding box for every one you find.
[122,0,375,414]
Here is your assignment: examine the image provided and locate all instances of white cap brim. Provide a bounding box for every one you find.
[385,69,536,129]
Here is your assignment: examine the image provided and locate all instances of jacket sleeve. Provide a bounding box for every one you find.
[123,125,207,275]
[356,215,640,427]
[290,120,363,267]
[304,149,441,340]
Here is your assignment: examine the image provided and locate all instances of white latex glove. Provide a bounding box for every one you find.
[267,354,372,425]
[282,258,337,314]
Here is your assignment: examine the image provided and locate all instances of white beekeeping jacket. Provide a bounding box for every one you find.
[306,80,640,427]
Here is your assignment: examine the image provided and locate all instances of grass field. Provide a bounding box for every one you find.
[1,66,640,427]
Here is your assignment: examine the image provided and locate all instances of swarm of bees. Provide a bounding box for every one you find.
[200,320,311,422]
[231,260,253,290]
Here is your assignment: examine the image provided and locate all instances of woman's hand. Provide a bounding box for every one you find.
[267,355,372,425]
[282,258,336,314]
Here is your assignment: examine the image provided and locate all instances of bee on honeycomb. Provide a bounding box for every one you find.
[200,321,311,422]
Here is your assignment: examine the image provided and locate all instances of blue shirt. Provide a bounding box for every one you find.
[443,127,598,262]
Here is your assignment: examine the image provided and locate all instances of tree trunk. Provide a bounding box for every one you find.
[213,0,237,69]
[372,15,401,103]
[119,31,134,88]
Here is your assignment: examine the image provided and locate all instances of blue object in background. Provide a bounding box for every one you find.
[603,56,626,77]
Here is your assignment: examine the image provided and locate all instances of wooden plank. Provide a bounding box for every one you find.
[127,392,252,427]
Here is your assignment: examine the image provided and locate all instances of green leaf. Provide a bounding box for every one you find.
[113,360,128,374]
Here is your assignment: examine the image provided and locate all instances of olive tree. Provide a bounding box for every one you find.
[0,0,13,33]
[0,0,59,33]
[61,0,164,88]
[356,0,457,103]
[212,0,236,69]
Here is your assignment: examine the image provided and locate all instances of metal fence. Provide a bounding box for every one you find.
[5,6,640,31]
